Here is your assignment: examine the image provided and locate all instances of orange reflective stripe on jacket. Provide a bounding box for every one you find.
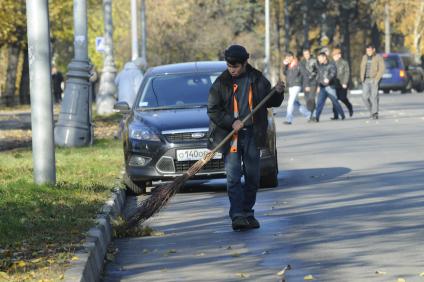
[229,83,253,153]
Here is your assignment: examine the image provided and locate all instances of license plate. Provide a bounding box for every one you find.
[176,149,222,161]
[383,73,392,78]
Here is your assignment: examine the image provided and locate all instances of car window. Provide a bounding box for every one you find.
[137,73,220,109]
[384,56,400,69]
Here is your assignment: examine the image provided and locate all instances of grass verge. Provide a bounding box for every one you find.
[0,138,123,281]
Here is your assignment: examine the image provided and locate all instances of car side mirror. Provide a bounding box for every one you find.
[113,101,131,114]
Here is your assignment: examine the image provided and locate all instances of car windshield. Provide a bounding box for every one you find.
[137,73,220,109]
[384,56,400,69]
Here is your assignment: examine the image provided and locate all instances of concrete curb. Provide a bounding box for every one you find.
[64,188,126,282]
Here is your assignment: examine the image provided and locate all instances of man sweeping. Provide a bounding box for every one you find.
[207,45,285,231]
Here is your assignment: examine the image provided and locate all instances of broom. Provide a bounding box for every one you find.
[123,87,282,229]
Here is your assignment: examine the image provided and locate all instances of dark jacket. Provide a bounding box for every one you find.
[282,61,302,88]
[207,64,284,153]
[317,61,337,87]
[334,58,350,87]
[300,57,318,88]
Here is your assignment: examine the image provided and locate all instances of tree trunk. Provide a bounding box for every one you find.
[340,6,351,67]
[4,43,21,106]
[284,0,290,51]
[302,0,310,48]
[320,0,328,46]
[19,46,30,104]
[273,0,282,79]
[413,1,424,63]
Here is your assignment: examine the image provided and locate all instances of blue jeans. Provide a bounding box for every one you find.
[224,127,260,220]
[316,86,345,120]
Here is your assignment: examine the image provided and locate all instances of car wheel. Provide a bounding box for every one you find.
[401,80,412,94]
[416,81,424,92]
[123,173,146,195]
[260,152,279,188]
[383,89,390,94]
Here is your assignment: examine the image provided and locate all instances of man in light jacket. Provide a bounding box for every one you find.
[115,58,145,108]
[282,51,311,125]
[360,44,385,119]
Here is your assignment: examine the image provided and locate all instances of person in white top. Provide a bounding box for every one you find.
[115,57,147,108]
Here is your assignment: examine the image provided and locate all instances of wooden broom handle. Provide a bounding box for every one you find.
[209,88,279,155]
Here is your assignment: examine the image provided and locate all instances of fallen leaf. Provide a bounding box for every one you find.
[59,274,65,280]
[236,272,250,278]
[375,270,387,275]
[71,256,79,261]
[0,272,9,279]
[167,249,177,254]
[17,260,26,267]
[262,251,269,255]
[47,259,55,264]
[276,265,291,276]
[142,249,150,254]
[230,252,240,257]
[196,252,205,256]
[304,274,315,280]
[31,258,43,264]
[420,272,424,277]
[397,278,406,282]
[151,231,165,237]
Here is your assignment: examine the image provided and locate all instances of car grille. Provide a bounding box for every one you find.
[164,132,208,143]
[156,156,176,173]
[175,159,225,173]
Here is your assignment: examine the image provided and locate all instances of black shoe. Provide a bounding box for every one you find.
[373,113,379,120]
[283,121,292,125]
[232,216,250,231]
[330,117,339,120]
[341,116,345,120]
[246,216,260,229]
[349,109,353,117]
[307,117,317,123]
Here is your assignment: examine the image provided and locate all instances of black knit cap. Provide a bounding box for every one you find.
[224,44,249,64]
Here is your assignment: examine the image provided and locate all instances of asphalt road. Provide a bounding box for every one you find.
[102,92,424,282]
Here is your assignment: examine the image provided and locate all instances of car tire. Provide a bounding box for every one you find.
[260,152,279,188]
[123,173,146,195]
[383,89,390,94]
[401,79,412,94]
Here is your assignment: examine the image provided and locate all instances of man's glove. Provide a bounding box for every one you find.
[275,81,285,93]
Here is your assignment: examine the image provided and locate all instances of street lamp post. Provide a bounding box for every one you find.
[26,0,56,184]
[97,0,117,115]
[54,0,92,147]
[131,0,139,60]
[264,0,270,79]
[140,0,147,64]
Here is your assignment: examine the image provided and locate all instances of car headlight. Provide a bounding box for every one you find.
[129,126,161,141]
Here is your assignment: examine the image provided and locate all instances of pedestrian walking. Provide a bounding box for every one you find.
[282,51,310,124]
[207,44,285,231]
[315,52,345,122]
[114,58,145,139]
[115,58,145,108]
[300,48,319,121]
[360,43,385,119]
[51,65,64,104]
[332,47,353,119]
[88,60,99,102]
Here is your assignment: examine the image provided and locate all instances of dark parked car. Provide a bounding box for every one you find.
[114,61,279,194]
[379,53,424,93]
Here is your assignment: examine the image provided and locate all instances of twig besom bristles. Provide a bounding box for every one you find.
[123,89,279,229]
